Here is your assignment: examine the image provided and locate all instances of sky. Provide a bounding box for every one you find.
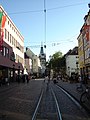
[0,0,90,60]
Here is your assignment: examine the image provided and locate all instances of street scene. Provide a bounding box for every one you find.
[0,79,90,120]
[0,0,90,120]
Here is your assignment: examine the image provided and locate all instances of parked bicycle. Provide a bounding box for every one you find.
[80,86,90,104]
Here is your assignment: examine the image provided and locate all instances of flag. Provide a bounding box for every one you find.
[0,12,3,27]
[83,25,90,41]
[1,16,6,28]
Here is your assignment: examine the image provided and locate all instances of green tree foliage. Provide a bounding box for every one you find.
[52,51,62,60]
[48,51,66,73]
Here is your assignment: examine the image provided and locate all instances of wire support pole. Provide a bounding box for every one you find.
[44,0,46,45]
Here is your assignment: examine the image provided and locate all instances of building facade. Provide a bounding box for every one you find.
[26,47,41,77]
[0,6,24,83]
[65,47,79,77]
[24,52,31,74]
[77,10,90,83]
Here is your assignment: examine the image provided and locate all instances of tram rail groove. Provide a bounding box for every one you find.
[56,84,90,115]
[32,89,44,120]
[32,83,63,120]
[51,87,63,120]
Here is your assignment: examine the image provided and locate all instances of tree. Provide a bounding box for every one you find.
[52,51,62,60]
[48,51,63,72]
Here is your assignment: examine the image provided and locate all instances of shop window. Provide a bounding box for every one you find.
[0,47,3,55]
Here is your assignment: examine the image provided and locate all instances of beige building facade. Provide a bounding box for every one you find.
[77,10,90,83]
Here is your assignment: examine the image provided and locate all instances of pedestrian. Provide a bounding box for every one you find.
[27,75,29,83]
[78,75,83,88]
[17,75,20,84]
[84,75,88,84]
[22,74,25,83]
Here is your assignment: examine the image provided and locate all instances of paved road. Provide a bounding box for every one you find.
[52,82,89,120]
[0,79,90,120]
[0,79,43,120]
[57,80,90,113]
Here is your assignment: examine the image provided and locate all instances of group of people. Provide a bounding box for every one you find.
[44,73,59,84]
[16,74,30,84]
[0,74,31,86]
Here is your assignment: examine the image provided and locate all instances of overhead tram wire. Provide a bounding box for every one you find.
[47,2,88,11]
[9,2,88,15]
[24,32,78,48]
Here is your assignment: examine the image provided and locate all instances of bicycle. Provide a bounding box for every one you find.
[80,86,90,104]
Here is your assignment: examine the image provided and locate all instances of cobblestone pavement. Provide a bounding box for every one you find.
[57,80,90,113]
[0,79,90,120]
[0,79,44,120]
[51,82,89,120]
[36,82,58,120]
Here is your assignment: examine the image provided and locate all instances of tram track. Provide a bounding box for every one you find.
[56,84,90,115]
[52,83,89,120]
[31,81,90,120]
[31,82,63,120]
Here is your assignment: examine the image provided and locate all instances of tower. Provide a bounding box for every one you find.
[39,43,46,76]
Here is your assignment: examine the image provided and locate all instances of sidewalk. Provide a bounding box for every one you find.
[57,80,90,113]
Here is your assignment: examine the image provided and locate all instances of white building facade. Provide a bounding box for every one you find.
[66,55,79,77]
[0,6,24,82]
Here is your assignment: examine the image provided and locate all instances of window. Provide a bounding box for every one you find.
[12,36,13,45]
[10,34,11,43]
[6,48,9,58]
[8,21,9,25]
[3,47,6,56]
[14,38,15,46]
[89,49,90,58]
[8,31,9,41]
[0,47,3,55]
[5,29,7,39]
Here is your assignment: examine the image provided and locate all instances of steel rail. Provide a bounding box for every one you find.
[55,84,90,116]
[32,89,44,120]
[56,84,82,108]
[51,87,63,120]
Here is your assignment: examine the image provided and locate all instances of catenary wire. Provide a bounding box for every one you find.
[9,2,88,15]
